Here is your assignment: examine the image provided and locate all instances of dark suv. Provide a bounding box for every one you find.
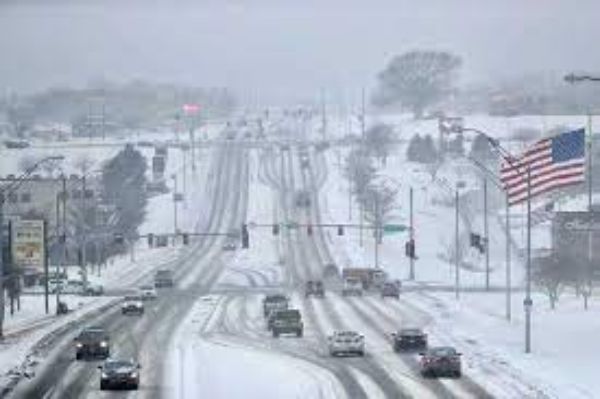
[74,327,110,360]
[305,280,325,298]
[392,328,427,351]
[270,309,303,338]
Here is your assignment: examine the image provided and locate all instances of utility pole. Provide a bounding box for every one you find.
[0,196,5,338]
[81,176,88,287]
[374,192,380,269]
[321,89,327,140]
[525,166,532,353]
[586,114,593,310]
[172,174,179,234]
[409,187,415,280]
[61,175,67,277]
[359,88,366,247]
[44,220,49,314]
[455,188,460,300]
[506,193,512,321]
[484,178,490,290]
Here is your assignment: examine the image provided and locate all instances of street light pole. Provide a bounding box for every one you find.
[525,165,532,353]
[455,187,460,300]
[172,174,179,234]
[409,186,415,280]
[506,193,512,321]
[484,178,490,290]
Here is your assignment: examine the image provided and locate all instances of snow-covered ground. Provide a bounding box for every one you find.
[319,113,600,398]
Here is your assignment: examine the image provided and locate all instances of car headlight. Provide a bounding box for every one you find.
[100,341,107,347]
[130,372,138,379]
[76,343,83,348]
[136,302,143,307]
[101,373,109,379]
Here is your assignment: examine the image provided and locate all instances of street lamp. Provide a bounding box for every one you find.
[0,155,64,338]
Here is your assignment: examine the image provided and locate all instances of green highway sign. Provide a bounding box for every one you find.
[383,224,408,233]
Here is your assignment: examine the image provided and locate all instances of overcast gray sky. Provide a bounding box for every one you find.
[1,0,598,104]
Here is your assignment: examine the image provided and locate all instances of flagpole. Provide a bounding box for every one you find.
[586,114,593,310]
[525,164,532,353]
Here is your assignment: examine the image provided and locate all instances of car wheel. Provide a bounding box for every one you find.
[455,371,462,378]
[297,329,303,338]
[273,330,279,338]
[75,353,82,360]
[131,383,139,390]
[100,381,107,390]
[358,350,364,357]
[330,351,336,357]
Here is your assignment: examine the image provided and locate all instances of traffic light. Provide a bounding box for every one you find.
[307,224,313,236]
[182,233,189,245]
[470,233,485,254]
[337,225,344,236]
[147,233,154,248]
[405,239,416,259]
[272,224,280,236]
[114,233,124,245]
[241,224,249,249]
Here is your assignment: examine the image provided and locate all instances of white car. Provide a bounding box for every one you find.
[139,285,157,300]
[328,331,365,356]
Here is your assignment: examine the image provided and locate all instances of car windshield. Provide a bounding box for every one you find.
[9,1,589,396]
[275,310,300,319]
[78,330,106,341]
[429,348,457,357]
[104,360,134,371]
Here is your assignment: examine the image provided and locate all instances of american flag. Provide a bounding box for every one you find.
[500,128,586,206]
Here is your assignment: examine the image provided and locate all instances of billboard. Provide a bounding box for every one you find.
[11,220,45,271]
[552,212,600,278]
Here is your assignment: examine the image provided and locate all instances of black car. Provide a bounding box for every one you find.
[154,269,174,288]
[305,280,325,298]
[269,309,303,338]
[99,359,141,390]
[381,281,401,299]
[121,296,144,315]
[420,346,462,378]
[392,328,427,351]
[74,327,110,360]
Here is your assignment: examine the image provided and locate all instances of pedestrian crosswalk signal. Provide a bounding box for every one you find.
[242,224,250,248]
[405,239,416,259]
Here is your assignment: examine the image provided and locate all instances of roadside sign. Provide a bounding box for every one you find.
[11,220,45,271]
[383,224,407,233]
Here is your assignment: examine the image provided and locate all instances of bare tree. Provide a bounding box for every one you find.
[344,148,377,199]
[532,254,566,310]
[364,123,395,166]
[373,50,462,118]
[18,155,38,174]
[360,183,398,244]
